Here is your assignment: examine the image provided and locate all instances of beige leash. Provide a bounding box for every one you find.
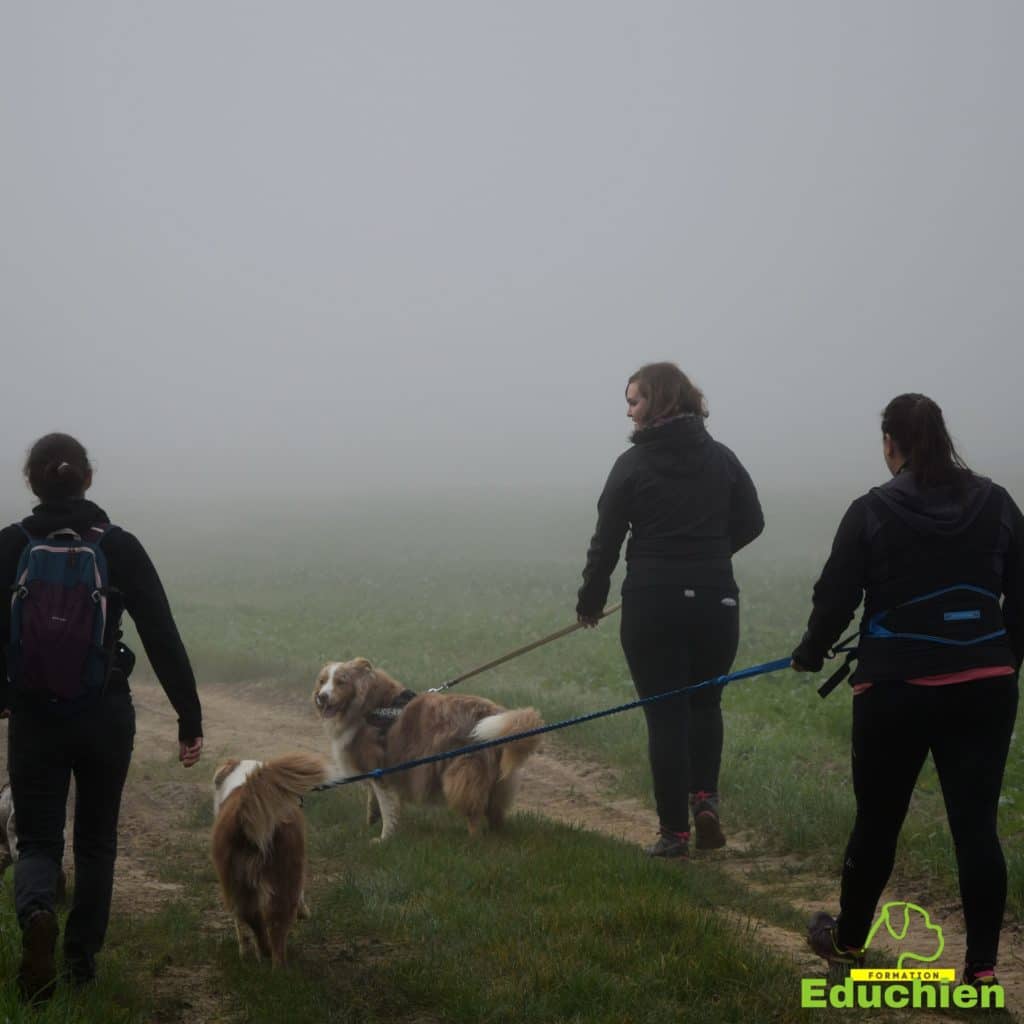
[427,602,622,693]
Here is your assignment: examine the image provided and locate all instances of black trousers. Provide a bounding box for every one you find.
[620,586,739,834]
[836,676,1018,966]
[8,690,135,969]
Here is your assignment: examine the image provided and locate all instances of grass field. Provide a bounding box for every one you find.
[137,492,1024,919]
[0,487,1020,1021]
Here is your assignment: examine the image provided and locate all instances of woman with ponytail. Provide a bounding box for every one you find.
[0,433,203,1001]
[792,395,1024,988]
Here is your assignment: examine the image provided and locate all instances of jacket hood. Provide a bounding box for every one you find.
[870,471,992,537]
[630,415,714,478]
[21,498,111,536]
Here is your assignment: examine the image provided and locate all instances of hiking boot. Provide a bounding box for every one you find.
[64,944,97,987]
[644,830,690,859]
[18,908,58,1004]
[691,791,726,850]
[807,912,865,975]
[962,962,999,989]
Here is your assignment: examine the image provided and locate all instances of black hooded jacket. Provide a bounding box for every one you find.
[577,416,764,617]
[0,498,202,740]
[793,471,1024,683]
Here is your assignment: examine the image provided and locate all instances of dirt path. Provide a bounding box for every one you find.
[8,680,1019,1016]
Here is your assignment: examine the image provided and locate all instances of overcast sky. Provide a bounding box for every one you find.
[2,1,1021,517]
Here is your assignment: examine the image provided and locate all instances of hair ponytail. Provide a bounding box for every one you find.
[881,394,969,490]
[24,433,92,501]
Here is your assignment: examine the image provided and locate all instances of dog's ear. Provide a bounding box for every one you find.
[350,657,374,674]
[213,760,239,788]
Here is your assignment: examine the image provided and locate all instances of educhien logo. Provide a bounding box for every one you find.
[801,902,1005,1010]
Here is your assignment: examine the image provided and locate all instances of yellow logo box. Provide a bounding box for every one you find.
[851,969,957,983]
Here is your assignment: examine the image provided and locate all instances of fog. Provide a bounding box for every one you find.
[3,1,1022,535]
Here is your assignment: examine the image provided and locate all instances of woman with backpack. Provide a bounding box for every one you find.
[792,394,1024,988]
[576,363,764,859]
[0,433,203,1002]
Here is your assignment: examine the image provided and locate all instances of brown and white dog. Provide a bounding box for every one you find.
[0,782,18,877]
[1,781,68,902]
[313,658,543,841]
[211,753,328,966]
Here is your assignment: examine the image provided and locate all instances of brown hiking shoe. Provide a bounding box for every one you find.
[962,962,999,989]
[18,908,58,1003]
[691,793,727,850]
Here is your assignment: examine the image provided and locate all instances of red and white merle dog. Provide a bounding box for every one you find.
[313,658,543,841]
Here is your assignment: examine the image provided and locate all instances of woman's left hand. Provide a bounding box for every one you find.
[577,613,600,628]
[179,737,204,767]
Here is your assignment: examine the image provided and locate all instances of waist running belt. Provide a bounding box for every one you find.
[866,584,1006,647]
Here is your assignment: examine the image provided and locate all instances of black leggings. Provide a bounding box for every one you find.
[9,691,136,968]
[836,676,1019,966]
[620,586,739,834]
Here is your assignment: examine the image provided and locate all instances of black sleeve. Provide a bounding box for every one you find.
[576,455,632,618]
[0,525,28,710]
[107,531,203,741]
[725,448,765,554]
[792,498,869,672]
[1001,489,1024,668]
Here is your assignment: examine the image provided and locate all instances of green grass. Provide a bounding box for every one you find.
[124,513,1023,920]
[0,788,814,1023]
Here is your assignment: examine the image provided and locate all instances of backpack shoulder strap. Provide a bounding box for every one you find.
[86,524,121,548]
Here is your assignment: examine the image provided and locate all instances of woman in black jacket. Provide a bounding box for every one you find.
[1,433,204,1002]
[793,394,1023,987]
[577,363,764,858]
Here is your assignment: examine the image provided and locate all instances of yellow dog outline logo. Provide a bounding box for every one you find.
[863,901,944,969]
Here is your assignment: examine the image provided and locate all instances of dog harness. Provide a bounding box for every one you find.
[366,688,417,732]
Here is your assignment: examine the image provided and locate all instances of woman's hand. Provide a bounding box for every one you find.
[179,737,203,768]
[577,613,601,628]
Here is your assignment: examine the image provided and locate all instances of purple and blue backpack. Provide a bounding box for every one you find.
[7,524,119,714]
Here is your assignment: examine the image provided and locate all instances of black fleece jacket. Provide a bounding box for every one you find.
[0,498,202,741]
[577,417,764,617]
[793,472,1024,683]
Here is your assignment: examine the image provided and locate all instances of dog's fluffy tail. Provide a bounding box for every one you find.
[470,708,543,779]
[236,753,328,852]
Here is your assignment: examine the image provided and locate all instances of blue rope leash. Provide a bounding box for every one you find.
[311,656,792,793]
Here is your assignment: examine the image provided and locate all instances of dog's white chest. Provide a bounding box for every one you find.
[328,726,361,779]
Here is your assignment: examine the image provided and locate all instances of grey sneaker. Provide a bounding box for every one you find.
[18,908,58,1003]
[691,791,726,850]
[644,830,690,859]
[807,911,864,979]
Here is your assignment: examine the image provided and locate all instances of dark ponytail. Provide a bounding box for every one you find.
[881,394,970,490]
[24,433,92,502]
